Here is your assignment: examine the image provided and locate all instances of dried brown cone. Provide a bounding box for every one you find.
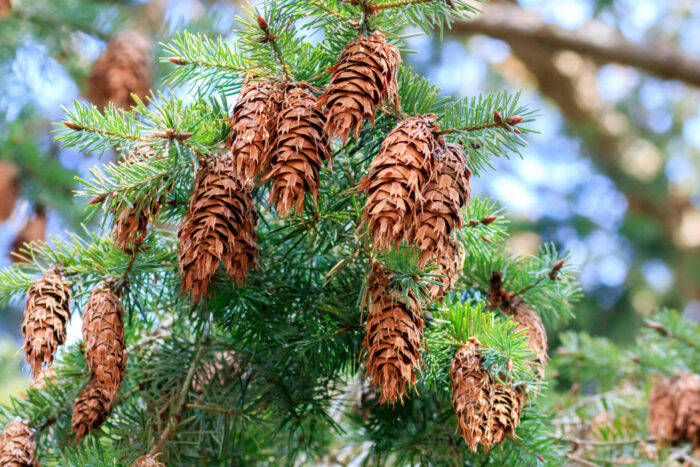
[11,207,46,262]
[132,454,165,467]
[650,373,700,445]
[317,31,400,143]
[71,377,114,440]
[511,303,548,379]
[0,160,20,222]
[648,376,675,442]
[29,367,57,391]
[21,268,71,377]
[672,372,700,445]
[227,75,282,187]
[0,421,38,467]
[362,262,424,405]
[178,155,258,301]
[87,31,152,109]
[449,338,494,453]
[411,143,471,265]
[82,284,127,397]
[489,383,524,446]
[359,115,439,251]
[428,238,465,302]
[264,85,330,216]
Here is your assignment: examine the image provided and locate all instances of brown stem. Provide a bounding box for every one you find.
[369,0,434,12]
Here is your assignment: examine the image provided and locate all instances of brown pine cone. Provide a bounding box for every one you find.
[0,160,20,222]
[359,114,439,251]
[111,148,162,251]
[21,268,71,377]
[178,155,258,301]
[0,421,38,467]
[489,382,524,446]
[87,31,152,109]
[411,143,471,265]
[428,238,465,302]
[82,284,127,397]
[227,75,282,187]
[449,338,494,453]
[264,85,330,217]
[650,373,700,445]
[317,32,400,143]
[362,262,423,405]
[29,367,57,391]
[511,303,548,379]
[71,377,114,440]
[11,206,46,262]
[132,454,165,467]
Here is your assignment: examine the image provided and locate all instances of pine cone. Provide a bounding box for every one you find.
[227,75,282,187]
[488,383,524,446]
[511,303,548,379]
[29,367,57,391]
[264,85,330,217]
[650,373,700,445]
[449,338,494,453]
[362,262,423,404]
[132,454,165,467]
[317,32,400,143]
[411,143,471,265]
[359,115,439,251]
[673,372,700,445]
[0,421,37,467]
[178,155,258,301]
[648,377,675,442]
[87,31,152,109]
[11,207,46,262]
[82,284,127,397]
[428,238,465,301]
[71,377,113,439]
[112,148,162,251]
[21,268,71,377]
[0,160,20,222]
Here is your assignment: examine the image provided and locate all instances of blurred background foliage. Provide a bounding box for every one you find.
[1,0,699,407]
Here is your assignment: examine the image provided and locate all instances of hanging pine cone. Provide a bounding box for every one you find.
[0,421,37,467]
[411,143,471,265]
[111,148,162,251]
[21,268,71,377]
[317,31,400,143]
[82,284,127,397]
[359,115,439,251]
[178,155,258,301]
[449,338,494,453]
[489,382,524,446]
[29,367,56,390]
[0,160,20,222]
[132,454,165,467]
[511,303,548,379]
[227,75,282,188]
[362,262,423,405]
[649,373,700,445]
[11,206,46,262]
[264,85,330,217]
[87,31,152,110]
[71,377,114,439]
[428,238,465,301]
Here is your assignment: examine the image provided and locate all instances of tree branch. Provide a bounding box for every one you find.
[452,3,700,88]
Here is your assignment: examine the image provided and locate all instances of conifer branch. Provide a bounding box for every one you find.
[368,0,434,12]
[256,15,293,81]
[647,320,700,353]
[437,111,523,135]
[166,57,253,74]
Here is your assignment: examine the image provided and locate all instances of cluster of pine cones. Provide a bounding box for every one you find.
[3,29,547,461]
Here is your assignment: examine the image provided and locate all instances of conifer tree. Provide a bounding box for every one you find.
[0,1,697,466]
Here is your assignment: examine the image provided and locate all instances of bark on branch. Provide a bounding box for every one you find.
[452,3,700,88]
